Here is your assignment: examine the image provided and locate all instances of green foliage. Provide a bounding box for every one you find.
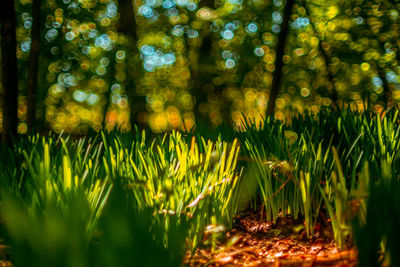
[101,130,242,249]
[353,160,400,267]
[239,114,335,237]
[90,182,188,267]
[238,107,400,255]
[0,129,241,265]
[1,107,400,265]
[0,134,111,266]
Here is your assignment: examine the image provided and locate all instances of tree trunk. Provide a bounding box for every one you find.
[1,0,19,145]
[266,0,295,116]
[117,0,137,40]
[198,0,214,8]
[27,0,42,133]
[190,30,212,119]
[115,0,146,130]
[376,67,391,107]
[190,0,217,119]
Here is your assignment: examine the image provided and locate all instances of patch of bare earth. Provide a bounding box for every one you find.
[185,210,358,267]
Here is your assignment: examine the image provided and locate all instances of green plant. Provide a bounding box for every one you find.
[237,106,400,248]
[0,135,111,266]
[353,160,400,267]
[102,130,242,249]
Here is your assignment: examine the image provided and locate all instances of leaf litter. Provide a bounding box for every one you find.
[185,209,357,267]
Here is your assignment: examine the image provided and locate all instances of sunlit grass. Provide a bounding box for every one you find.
[0,107,399,266]
[238,107,400,253]
[0,129,241,265]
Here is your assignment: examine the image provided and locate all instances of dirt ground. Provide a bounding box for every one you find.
[185,210,358,267]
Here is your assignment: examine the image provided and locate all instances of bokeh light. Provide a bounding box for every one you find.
[4,0,399,135]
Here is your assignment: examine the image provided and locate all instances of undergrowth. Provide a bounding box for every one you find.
[0,106,399,266]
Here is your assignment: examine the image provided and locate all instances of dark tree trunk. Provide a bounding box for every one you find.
[376,67,391,107]
[302,0,338,105]
[191,30,213,119]
[189,0,214,119]
[102,58,114,127]
[117,0,137,40]
[266,0,295,116]
[115,0,146,130]
[1,0,19,145]
[27,0,42,133]
[198,0,214,8]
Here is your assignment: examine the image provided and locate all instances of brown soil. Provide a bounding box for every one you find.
[185,210,358,267]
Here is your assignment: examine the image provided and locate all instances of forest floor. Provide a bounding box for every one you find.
[0,210,358,267]
[185,209,358,267]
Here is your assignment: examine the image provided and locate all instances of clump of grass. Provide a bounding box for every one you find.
[238,107,400,250]
[0,130,242,265]
[0,134,111,266]
[102,130,242,249]
[240,119,334,237]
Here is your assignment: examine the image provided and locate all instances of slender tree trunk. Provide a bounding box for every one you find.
[27,0,42,133]
[1,0,19,145]
[198,0,214,8]
[185,0,214,120]
[115,0,146,130]
[266,0,295,116]
[302,0,338,105]
[190,30,212,118]
[117,0,137,40]
[376,67,392,107]
[102,58,114,128]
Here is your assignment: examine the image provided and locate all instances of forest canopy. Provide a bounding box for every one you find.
[1,0,399,135]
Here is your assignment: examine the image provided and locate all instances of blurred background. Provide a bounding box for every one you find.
[1,0,400,134]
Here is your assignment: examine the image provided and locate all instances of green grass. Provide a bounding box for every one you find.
[0,106,400,266]
[237,107,400,257]
[0,129,241,266]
